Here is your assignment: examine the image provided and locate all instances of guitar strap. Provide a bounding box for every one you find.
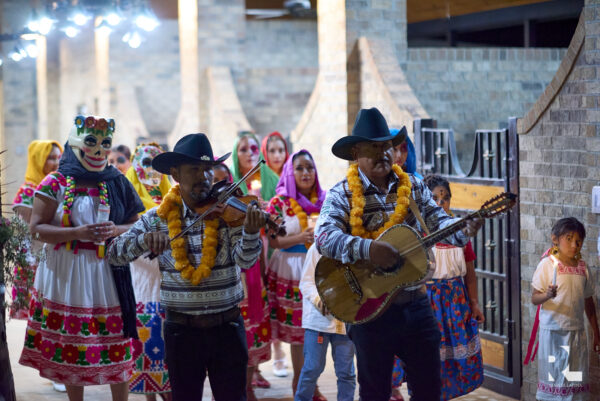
[409,196,430,236]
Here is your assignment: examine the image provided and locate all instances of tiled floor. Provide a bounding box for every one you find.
[6,319,516,400]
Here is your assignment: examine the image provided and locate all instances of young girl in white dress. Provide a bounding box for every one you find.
[531,217,600,401]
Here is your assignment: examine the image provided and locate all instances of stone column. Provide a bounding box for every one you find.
[167,0,200,147]
[36,36,48,140]
[1,0,37,201]
[94,18,110,117]
[293,0,411,188]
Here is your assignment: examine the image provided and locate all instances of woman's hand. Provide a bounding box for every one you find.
[77,222,116,242]
[299,227,314,244]
[546,284,558,300]
[470,301,485,323]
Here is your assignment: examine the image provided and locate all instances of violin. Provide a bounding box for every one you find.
[147,160,285,260]
[199,179,286,236]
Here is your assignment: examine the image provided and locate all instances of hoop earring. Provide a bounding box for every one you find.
[551,245,559,255]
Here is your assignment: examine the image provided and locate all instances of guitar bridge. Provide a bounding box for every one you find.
[343,265,363,304]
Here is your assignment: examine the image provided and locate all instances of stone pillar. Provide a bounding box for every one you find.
[58,29,96,138]
[167,0,200,147]
[292,0,411,188]
[1,0,37,202]
[36,36,48,140]
[94,19,110,117]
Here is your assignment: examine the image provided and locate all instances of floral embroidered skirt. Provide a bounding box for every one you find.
[241,286,272,366]
[19,248,133,385]
[536,328,589,401]
[392,277,484,399]
[267,249,306,345]
[129,302,170,394]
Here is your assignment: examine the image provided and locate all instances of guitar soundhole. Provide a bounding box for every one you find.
[370,257,405,278]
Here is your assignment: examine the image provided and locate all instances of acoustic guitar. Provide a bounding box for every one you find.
[314,192,517,324]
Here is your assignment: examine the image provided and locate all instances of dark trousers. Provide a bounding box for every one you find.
[164,315,248,401]
[347,295,441,401]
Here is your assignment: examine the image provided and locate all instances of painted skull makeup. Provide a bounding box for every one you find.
[69,115,115,172]
[132,144,163,187]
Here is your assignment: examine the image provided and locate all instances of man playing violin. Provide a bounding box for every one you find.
[108,133,267,401]
[315,108,483,401]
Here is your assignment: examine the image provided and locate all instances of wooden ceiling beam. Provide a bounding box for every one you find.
[409,0,583,37]
[408,0,552,24]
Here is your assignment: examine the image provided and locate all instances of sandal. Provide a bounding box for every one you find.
[251,371,271,388]
[313,386,327,401]
[389,389,404,401]
[246,386,258,401]
[272,358,288,377]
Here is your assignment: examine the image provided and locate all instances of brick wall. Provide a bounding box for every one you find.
[237,19,318,139]
[403,48,564,160]
[109,20,181,142]
[518,6,600,399]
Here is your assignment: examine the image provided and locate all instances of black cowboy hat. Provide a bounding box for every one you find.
[152,133,231,174]
[331,107,407,161]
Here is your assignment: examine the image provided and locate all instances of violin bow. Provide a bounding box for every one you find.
[170,159,265,242]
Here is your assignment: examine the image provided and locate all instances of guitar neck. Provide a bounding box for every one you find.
[421,210,482,250]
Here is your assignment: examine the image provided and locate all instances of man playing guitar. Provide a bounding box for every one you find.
[315,108,483,401]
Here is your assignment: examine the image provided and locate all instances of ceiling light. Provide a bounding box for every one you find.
[128,31,142,48]
[25,43,39,58]
[95,20,112,35]
[38,16,54,35]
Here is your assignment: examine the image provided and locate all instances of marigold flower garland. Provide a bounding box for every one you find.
[287,189,318,249]
[157,184,220,285]
[61,176,109,258]
[347,164,412,239]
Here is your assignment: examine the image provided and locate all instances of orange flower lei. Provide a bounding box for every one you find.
[157,185,220,285]
[288,190,318,249]
[347,163,412,239]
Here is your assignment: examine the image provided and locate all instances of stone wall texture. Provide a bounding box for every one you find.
[237,19,318,140]
[403,47,565,135]
[518,5,600,399]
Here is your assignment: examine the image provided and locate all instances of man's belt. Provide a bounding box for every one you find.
[165,307,240,329]
[392,285,427,306]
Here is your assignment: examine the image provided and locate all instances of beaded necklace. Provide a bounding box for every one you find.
[61,176,109,258]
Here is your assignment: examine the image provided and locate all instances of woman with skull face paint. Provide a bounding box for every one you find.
[125,144,172,401]
[19,116,145,401]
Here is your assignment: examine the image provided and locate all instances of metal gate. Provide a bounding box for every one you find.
[414,118,521,398]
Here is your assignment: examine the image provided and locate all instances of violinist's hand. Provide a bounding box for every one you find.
[244,202,267,234]
[144,232,171,255]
